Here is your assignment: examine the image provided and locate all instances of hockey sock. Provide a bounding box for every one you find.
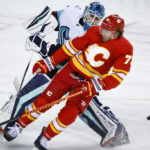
[43,103,80,140]
[43,117,67,140]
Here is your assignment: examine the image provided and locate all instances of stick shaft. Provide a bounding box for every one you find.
[0,90,82,126]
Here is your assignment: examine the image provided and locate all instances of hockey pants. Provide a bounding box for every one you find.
[18,63,96,139]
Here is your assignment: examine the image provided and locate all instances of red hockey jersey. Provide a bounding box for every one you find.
[51,26,133,90]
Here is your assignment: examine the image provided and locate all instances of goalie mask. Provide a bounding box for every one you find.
[83,2,105,31]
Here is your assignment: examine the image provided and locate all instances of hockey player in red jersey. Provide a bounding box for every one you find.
[4,14,133,150]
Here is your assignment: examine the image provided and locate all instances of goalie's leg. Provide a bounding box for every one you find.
[4,74,51,131]
[79,96,130,148]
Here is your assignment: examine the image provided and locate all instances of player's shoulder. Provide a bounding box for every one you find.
[85,26,101,42]
[86,26,100,37]
[87,25,100,33]
[108,36,133,56]
[119,36,133,53]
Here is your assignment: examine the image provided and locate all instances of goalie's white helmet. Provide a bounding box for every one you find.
[83,2,105,31]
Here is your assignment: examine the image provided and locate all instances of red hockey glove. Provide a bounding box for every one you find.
[33,57,55,74]
[82,77,105,97]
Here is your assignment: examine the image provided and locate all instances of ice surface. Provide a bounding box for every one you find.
[0,0,150,150]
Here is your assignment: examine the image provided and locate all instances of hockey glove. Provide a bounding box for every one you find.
[82,77,104,97]
[32,57,55,74]
[26,34,51,57]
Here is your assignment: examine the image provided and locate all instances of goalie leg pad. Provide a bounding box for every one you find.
[4,74,50,131]
[12,74,50,118]
[80,96,129,147]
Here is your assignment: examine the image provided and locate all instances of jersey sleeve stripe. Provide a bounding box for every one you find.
[62,44,74,57]
[69,40,79,53]
[37,62,47,73]
[112,72,126,80]
[64,40,79,55]
[113,68,128,75]
[111,74,123,83]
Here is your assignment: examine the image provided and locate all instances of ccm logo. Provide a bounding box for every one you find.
[47,91,52,96]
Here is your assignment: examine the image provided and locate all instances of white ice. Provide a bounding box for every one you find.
[0,0,150,150]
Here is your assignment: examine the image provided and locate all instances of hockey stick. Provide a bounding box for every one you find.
[13,77,20,92]
[0,90,83,128]
[17,51,34,93]
[13,68,41,93]
[0,51,34,114]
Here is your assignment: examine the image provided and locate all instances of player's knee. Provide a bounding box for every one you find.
[34,95,50,113]
[58,103,80,126]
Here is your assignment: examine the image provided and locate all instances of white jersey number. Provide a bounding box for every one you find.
[124,54,132,64]
[85,44,110,67]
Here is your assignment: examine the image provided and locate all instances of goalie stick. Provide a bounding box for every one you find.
[0,52,34,120]
[14,77,20,92]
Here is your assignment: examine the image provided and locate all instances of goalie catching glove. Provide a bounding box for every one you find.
[82,77,105,97]
[26,34,51,57]
[33,57,55,74]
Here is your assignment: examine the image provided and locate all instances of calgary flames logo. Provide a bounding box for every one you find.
[85,44,110,67]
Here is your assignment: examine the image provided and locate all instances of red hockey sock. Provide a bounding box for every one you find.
[43,117,67,140]
[18,95,50,128]
[43,102,80,140]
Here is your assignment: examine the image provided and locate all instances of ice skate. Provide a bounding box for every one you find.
[100,123,130,148]
[34,127,49,150]
[3,122,22,141]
